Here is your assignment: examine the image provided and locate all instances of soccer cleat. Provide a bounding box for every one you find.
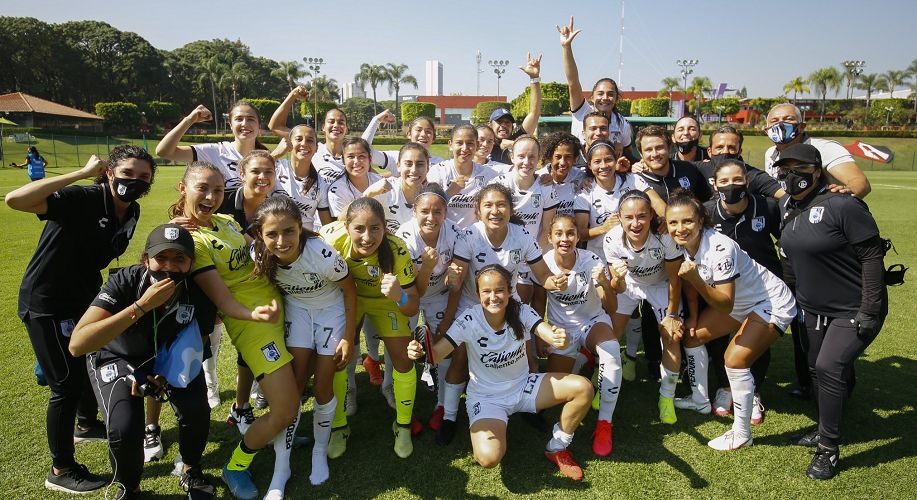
[327,426,349,459]
[143,424,164,462]
[674,397,712,414]
[807,444,839,480]
[393,422,413,458]
[428,405,445,431]
[592,420,613,456]
[73,420,107,443]
[381,384,396,409]
[707,430,752,451]
[221,465,258,500]
[363,355,383,386]
[544,450,584,481]
[227,403,255,435]
[622,355,637,382]
[180,466,215,500]
[411,416,424,437]
[658,396,677,424]
[44,463,106,494]
[345,386,358,417]
[791,426,821,447]
[713,388,733,417]
[591,387,600,411]
[206,382,220,409]
[751,393,765,425]
[436,419,458,446]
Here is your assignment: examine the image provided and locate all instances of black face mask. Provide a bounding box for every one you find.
[675,139,699,154]
[711,153,742,162]
[778,170,816,196]
[150,269,187,284]
[112,177,150,203]
[717,183,748,204]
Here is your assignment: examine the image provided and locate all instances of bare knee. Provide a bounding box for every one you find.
[474,449,503,469]
[568,375,594,401]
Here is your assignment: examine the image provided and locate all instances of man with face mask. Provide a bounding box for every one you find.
[5,145,154,494]
[763,103,870,198]
[671,115,710,162]
[694,126,783,200]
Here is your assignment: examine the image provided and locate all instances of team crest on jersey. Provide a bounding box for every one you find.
[509,249,522,263]
[474,176,485,187]
[366,265,381,278]
[649,247,664,260]
[531,193,541,208]
[809,207,824,224]
[261,341,282,362]
[575,271,588,287]
[678,176,691,189]
[751,216,766,232]
[176,304,195,324]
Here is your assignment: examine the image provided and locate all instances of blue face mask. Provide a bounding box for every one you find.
[767,122,800,145]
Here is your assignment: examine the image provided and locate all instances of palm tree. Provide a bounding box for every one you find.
[220,62,250,105]
[907,59,917,118]
[783,76,810,104]
[272,61,310,120]
[687,76,713,117]
[305,76,341,123]
[385,63,418,126]
[878,70,906,98]
[808,67,842,121]
[856,73,880,107]
[196,56,226,133]
[658,77,682,98]
[354,63,389,115]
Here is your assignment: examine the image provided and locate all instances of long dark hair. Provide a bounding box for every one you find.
[583,139,625,185]
[229,100,269,151]
[93,144,157,186]
[168,161,224,219]
[288,124,319,194]
[345,197,395,274]
[473,183,524,226]
[616,189,661,238]
[250,196,319,282]
[476,264,525,340]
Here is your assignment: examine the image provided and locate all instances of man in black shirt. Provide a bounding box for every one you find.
[671,115,710,162]
[634,125,711,202]
[692,126,783,200]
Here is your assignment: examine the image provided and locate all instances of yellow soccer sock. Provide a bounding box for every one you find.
[226,439,257,471]
[392,366,416,426]
[332,369,348,428]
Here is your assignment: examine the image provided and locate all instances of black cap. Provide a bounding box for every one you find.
[145,224,195,258]
[773,143,822,168]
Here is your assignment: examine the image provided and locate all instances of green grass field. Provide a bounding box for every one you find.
[0,165,915,499]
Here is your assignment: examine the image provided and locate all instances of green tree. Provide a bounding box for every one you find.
[341,97,377,131]
[687,76,713,116]
[220,62,250,106]
[708,97,741,121]
[302,76,340,123]
[355,63,389,115]
[782,76,810,104]
[401,102,437,126]
[272,60,308,91]
[808,67,842,121]
[907,59,917,119]
[658,77,682,100]
[856,73,881,107]
[385,63,418,126]
[196,56,226,133]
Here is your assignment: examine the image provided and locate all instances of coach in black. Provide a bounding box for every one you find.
[777,143,887,481]
[5,146,154,494]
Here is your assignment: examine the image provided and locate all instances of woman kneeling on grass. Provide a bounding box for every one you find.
[408,264,593,480]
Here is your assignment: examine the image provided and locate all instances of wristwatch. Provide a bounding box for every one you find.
[530,77,541,84]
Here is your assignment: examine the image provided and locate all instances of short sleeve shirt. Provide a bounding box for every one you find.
[327,171,384,218]
[427,160,499,229]
[535,165,586,217]
[603,225,682,287]
[453,222,543,306]
[543,249,607,328]
[704,194,782,277]
[273,237,348,308]
[397,218,460,298]
[637,160,711,202]
[192,142,244,189]
[573,173,649,259]
[274,159,330,231]
[490,173,559,237]
[320,221,416,299]
[312,143,346,183]
[371,177,416,234]
[764,137,856,180]
[570,102,633,147]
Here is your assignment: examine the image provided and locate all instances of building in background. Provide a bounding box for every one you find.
[425,60,443,96]
[418,95,505,125]
[343,82,366,100]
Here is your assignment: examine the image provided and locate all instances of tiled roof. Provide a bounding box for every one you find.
[0,92,103,120]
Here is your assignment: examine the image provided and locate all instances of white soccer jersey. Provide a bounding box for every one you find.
[445,304,543,399]
[427,160,498,229]
[313,142,346,183]
[574,173,650,258]
[397,217,459,299]
[371,177,416,234]
[191,142,244,189]
[535,166,586,217]
[327,170,384,218]
[273,237,349,308]
[453,221,543,307]
[687,229,789,314]
[490,173,559,237]
[274,159,330,231]
[570,103,633,147]
[603,225,682,287]
[764,137,855,179]
[543,249,607,328]
[367,148,444,177]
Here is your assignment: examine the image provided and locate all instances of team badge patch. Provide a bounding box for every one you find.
[261,341,282,362]
[678,176,691,189]
[809,207,824,224]
[649,247,664,260]
[575,271,588,287]
[509,249,522,263]
[117,183,128,196]
[164,227,179,240]
[100,363,119,383]
[751,216,765,232]
[367,265,380,277]
[176,304,195,324]
[531,193,541,208]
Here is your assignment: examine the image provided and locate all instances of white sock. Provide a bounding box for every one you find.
[726,367,754,440]
[443,382,465,421]
[596,340,622,422]
[310,397,336,485]
[267,410,300,497]
[660,367,679,399]
[382,346,394,388]
[684,346,709,403]
[436,357,452,407]
[571,349,588,374]
[365,329,380,362]
[210,324,223,358]
[546,423,574,452]
[625,317,642,358]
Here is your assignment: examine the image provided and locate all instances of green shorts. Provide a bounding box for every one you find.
[221,286,291,379]
[357,296,411,339]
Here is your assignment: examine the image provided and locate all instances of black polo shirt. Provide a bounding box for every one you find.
[218,187,251,233]
[489,126,526,165]
[637,160,711,202]
[704,194,782,278]
[89,265,216,366]
[694,159,782,201]
[18,183,140,320]
[671,145,710,162]
[779,191,880,318]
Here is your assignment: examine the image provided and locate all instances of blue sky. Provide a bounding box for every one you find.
[4,0,915,100]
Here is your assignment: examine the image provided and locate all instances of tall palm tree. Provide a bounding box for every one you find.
[808,67,842,121]
[305,76,341,123]
[658,76,682,98]
[856,73,880,107]
[196,56,226,133]
[220,62,250,105]
[272,61,309,120]
[385,63,418,126]
[783,76,810,104]
[688,76,713,117]
[354,63,389,115]
[878,70,906,98]
[907,59,917,118]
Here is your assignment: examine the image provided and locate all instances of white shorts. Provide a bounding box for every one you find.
[411,292,450,331]
[466,373,546,425]
[616,280,679,323]
[552,312,613,357]
[731,293,797,333]
[284,299,345,356]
